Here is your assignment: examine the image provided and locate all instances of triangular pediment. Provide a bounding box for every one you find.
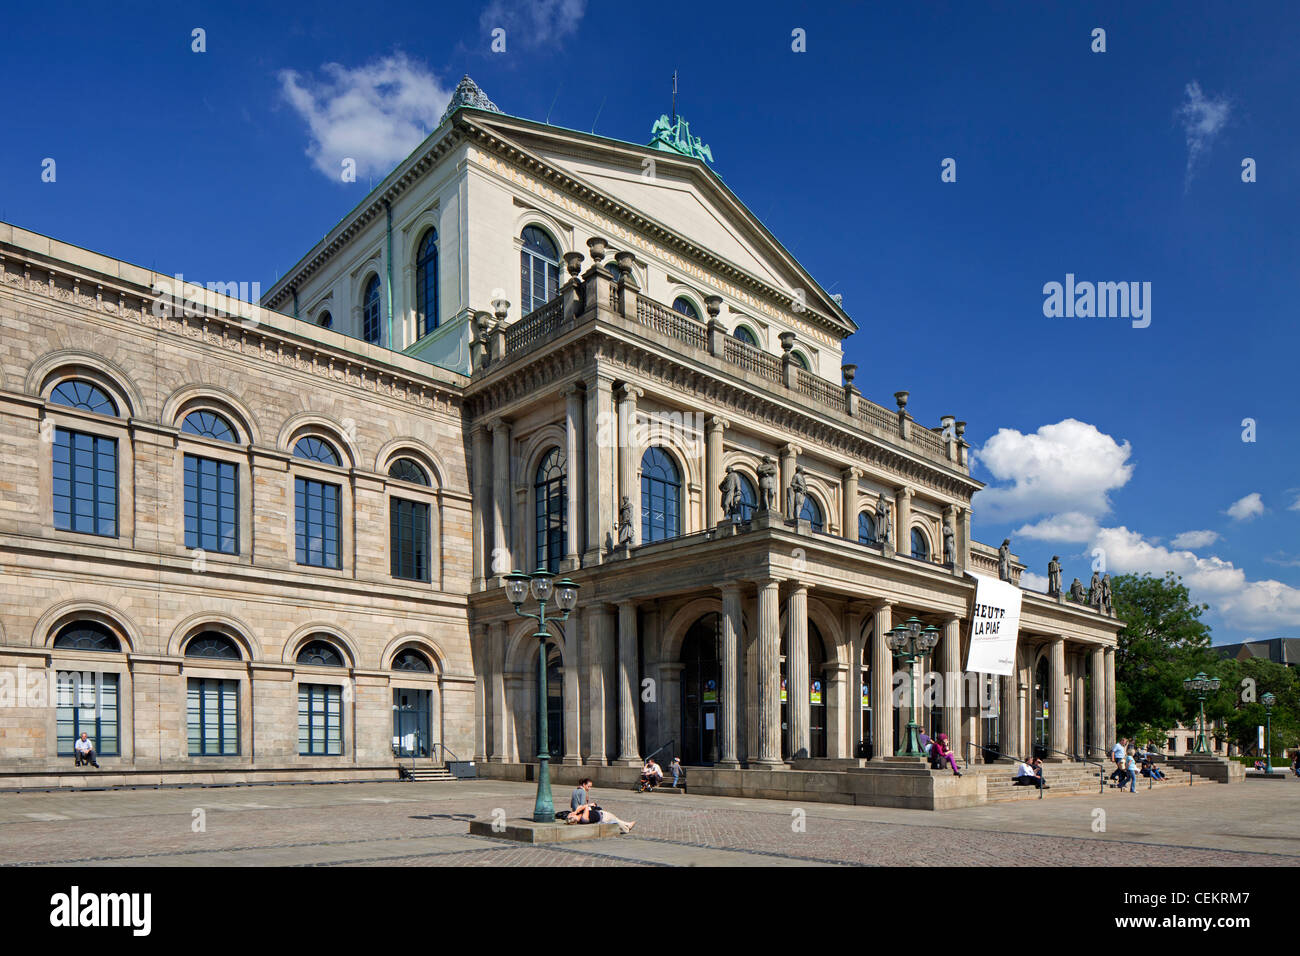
[463,111,855,338]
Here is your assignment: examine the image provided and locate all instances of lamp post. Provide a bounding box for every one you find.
[503,569,580,822]
[1182,671,1221,755]
[886,616,940,757]
[1261,692,1276,773]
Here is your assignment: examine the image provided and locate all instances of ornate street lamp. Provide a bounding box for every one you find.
[504,569,580,822]
[1261,692,1276,773]
[886,616,940,757]
[1182,671,1221,755]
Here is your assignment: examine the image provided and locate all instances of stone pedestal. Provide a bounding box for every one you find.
[468,819,623,843]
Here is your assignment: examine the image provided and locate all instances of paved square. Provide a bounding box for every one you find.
[1,779,1297,867]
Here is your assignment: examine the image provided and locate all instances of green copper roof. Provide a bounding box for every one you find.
[648,114,714,165]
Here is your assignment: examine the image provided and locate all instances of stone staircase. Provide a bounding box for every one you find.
[968,761,1197,803]
[398,766,457,783]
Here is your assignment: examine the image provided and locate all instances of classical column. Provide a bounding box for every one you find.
[894,486,912,556]
[489,418,511,577]
[870,601,894,760]
[941,616,963,758]
[841,466,861,541]
[779,443,801,517]
[617,385,643,547]
[1049,637,1066,758]
[705,416,729,527]
[563,386,583,567]
[471,623,488,763]
[660,662,685,762]
[1073,658,1086,761]
[999,673,1017,760]
[847,605,866,758]
[753,578,784,767]
[488,621,507,762]
[614,600,641,765]
[470,425,490,587]
[585,604,614,765]
[584,373,615,563]
[718,583,743,767]
[1090,646,1106,758]
[787,583,810,760]
[562,607,582,765]
[1104,646,1117,748]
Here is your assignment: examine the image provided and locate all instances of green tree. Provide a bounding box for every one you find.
[1111,572,1216,739]
[1206,658,1300,761]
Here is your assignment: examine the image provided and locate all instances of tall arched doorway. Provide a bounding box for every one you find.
[680,614,720,765]
[1033,655,1050,753]
[545,645,563,761]
[780,620,828,760]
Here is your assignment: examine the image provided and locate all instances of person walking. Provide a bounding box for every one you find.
[1124,750,1139,793]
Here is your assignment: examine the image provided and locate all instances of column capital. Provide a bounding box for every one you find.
[841,465,863,481]
[873,598,897,609]
[895,485,913,499]
[616,597,638,612]
[785,580,810,597]
[780,442,803,458]
[719,582,745,598]
[560,382,585,399]
[708,415,731,433]
[488,416,511,434]
[617,384,643,403]
[945,614,962,626]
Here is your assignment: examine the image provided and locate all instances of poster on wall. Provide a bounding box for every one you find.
[703,679,717,703]
[810,679,822,705]
[964,571,1022,676]
[861,683,869,709]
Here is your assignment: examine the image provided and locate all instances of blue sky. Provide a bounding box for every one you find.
[3,1,1298,643]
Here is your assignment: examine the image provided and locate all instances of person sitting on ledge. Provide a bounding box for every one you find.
[73,732,99,769]
[1013,758,1046,789]
[932,733,962,776]
[1140,754,1166,781]
[566,778,636,833]
[638,758,664,792]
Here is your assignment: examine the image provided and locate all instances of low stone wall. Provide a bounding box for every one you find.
[476,760,986,811]
[1165,756,1246,784]
[0,765,402,790]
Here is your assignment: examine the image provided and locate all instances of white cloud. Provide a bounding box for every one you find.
[1094,527,1300,631]
[1225,492,1264,521]
[1288,492,1300,511]
[279,54,452,180]
[1177,80,1230,189]
[1019,570,1049,593]
[975,419,1133,524]
[1015,511,1099,543]
[1170,530,1220,549]
[480,0,587,48]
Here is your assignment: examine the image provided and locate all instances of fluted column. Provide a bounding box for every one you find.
[1090,646,1105,758]
[1104,646,1117,748]
[585,604,614,765]
[870,601,894,760]
[941,616,963,758]
[583,373,614,563]
[614,599,641,765]
[562,607,582,764]
[705,416,729,527]
[718,583,743,767]
[1049,637,1066,758]
[471,623,488,762]
[999,673,1017,760]
[753,578,784,767]
[489,418,511,576]
[488,621,507,762]
[841,466,861,541]
[1074,657,1086,760]
[617,385,643,546]
[470,425,489,587]
[787,583,810,760]
[563,386,583,567]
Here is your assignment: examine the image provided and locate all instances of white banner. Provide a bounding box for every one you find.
[964,572,1023,676]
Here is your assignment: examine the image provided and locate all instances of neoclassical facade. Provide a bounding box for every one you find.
[0,78,1122,799]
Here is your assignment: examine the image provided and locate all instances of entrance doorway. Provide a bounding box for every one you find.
[680,613,720,765]
[1033,655,1049,753]
[780,620,827,760]
[545,645,563,760]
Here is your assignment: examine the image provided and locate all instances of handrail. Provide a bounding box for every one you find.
[1047,746,1104,794]
[643,739,676,764]
[433,743,461,764]
[963,741,1046,798]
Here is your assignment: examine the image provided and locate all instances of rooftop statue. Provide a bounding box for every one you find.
[1101,574,1114,616]
[1047,556,1062,597]
[720,465,744,522]
[438,75,502,127]
[1069,577,1086,603]
[1088,571,1102,609]
[998,538,1012,582]
[649,114,714,164]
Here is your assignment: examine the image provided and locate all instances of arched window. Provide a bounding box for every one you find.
[181,410,237,443]
[640,447,681,544]
[362,275,382,345]
[185,631,242,659]
[50,380,118,416]
[791,351,811,371]
[800,497,824,533]
[733,325,758,346]
[736,473,758,521]
[297,639,345,667]
[534,447,566,573]
[293,436,340,466]
[859,511,877,546]
[52,621,121,652]
[388,457,430,486]
[393,648,432,672]
[672,297,701,320]
[520,225,560,316]
[605,262,622,284]
[415,228,439,337]
[318,311,333,329]
[911,528,930,561]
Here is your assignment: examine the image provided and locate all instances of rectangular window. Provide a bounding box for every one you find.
[392,688,431,757]
[56,672,120,755]
[295,477,341,568]
[187,678,240,755]
[53,428,117,537]
[298,683,343,755]
[184,455,238,554]
[390,497,430,581]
